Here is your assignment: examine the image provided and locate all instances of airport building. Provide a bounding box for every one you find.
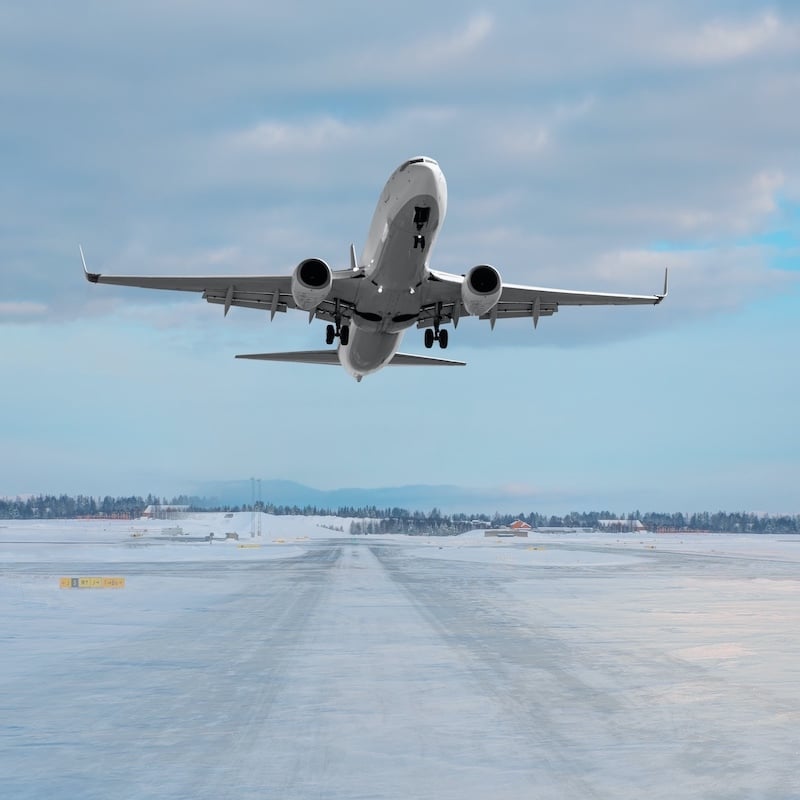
[597,519,646,533]
[142,504,190,520]
[484,520,531,538]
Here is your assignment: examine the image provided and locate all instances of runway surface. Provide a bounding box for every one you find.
[1,521,799,799]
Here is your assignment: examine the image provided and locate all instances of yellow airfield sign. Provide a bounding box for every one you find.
[60,577,126,589]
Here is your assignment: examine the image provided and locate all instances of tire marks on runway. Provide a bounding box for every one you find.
[371,544,634,798]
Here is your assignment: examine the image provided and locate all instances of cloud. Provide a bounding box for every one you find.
[222,106,458,161]
[660,12,790,64]
[300,11,494,86]
[3,2,800,340]
[0,301,48,320]
[419,11,494,64]
[229,117,354,154]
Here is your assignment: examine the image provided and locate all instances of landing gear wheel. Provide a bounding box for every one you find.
[325,324,335,345]
[424,328,435,349]
[340,325,350,346]
[438,329,448,350]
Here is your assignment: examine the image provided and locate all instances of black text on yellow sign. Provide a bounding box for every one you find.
[59,577,126,589]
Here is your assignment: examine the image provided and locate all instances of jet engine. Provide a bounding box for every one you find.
[291,258,333,311]
[462,265,502,317]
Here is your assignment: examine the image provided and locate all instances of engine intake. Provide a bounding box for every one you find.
[291,258,333,311]
[462,265,502,317]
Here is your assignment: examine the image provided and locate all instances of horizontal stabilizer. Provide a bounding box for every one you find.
[235,350,466,367]
[235,350,340,365]
[388,352,465,366]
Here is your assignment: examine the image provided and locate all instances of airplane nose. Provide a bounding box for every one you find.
[399,156,439,171]
[416,160,447,208]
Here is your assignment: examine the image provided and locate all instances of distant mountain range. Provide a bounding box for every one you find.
[188,479,546,515]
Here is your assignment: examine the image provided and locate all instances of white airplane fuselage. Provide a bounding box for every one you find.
[338,157,447,380]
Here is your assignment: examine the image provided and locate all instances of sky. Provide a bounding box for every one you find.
[1,1,799,513]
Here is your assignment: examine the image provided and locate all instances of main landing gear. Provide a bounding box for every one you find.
[326,322,349,346]
[424,327,448,350]
[424,302,448,350]
[326,299,350,346]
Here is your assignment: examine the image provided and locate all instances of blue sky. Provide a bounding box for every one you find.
[2,1,799,512]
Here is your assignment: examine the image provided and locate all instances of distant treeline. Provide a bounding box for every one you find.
[1,494,799,534]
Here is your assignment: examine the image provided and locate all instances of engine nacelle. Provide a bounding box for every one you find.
[462,264,502,317]
[291,258,333,311]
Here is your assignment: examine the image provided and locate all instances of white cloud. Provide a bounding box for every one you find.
[590,246,796,313]
[226,107,458,158]
[492,95,595,158]
[745,170,785,219]
[662,12,788,64]
[229,117,354,154]
[4,1,800,335]
[0,301,48,319]
[624,170,787,238]
[423,11,495,63]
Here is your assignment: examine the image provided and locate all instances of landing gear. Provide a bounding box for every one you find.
[423,302,449,349]
[326,317,350,347]
[424,327,448,350]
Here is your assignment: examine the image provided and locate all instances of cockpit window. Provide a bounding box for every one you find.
[399,157,437,172]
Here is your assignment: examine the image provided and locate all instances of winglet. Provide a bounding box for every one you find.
[657,267,669,303]
[80,245,101,283]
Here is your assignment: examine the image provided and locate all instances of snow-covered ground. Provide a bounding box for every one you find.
[1,516,799,798]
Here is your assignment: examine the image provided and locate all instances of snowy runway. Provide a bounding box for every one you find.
[2,519,799,799]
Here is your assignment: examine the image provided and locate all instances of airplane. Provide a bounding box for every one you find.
[82,156,667,381]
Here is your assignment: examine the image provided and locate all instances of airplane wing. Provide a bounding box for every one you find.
[80,247,361,321]
[236,350,465,366]
[419,268,668,329]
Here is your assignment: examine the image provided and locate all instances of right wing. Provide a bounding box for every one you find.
[80,247,361,321]
[418,267,668,329]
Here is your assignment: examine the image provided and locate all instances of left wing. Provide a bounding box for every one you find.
[418,268,667,329]
[80,247,361,321]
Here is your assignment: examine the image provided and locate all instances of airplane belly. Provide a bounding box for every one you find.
[351,284,421,334]
[339,329,402,379]
[353,190,442,334]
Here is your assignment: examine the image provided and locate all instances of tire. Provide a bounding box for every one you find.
[424,329,434,349]
[326,325,335,345]
[340,325,350,346]
[439,329,448,349]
